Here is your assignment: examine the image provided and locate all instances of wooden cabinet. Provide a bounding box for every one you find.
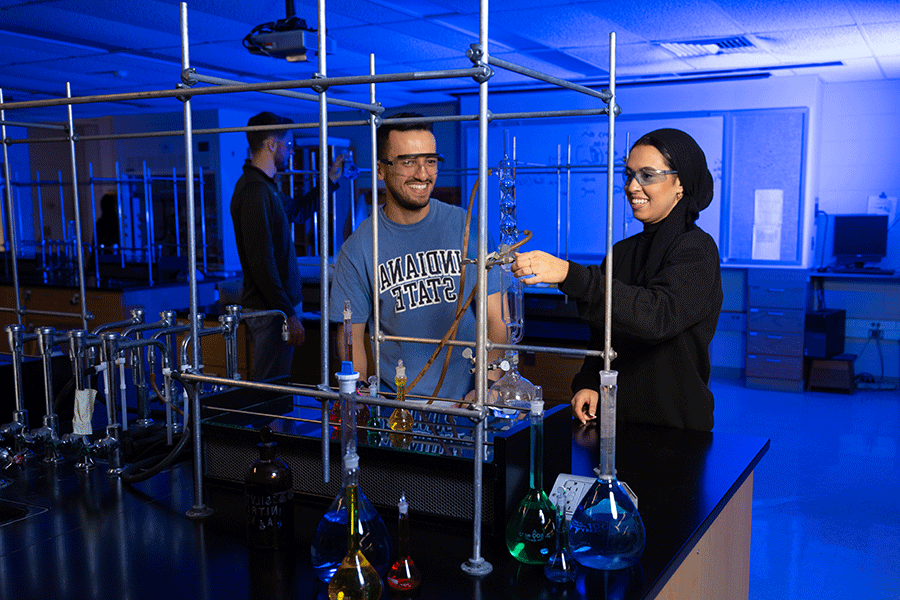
[745,269,811,391]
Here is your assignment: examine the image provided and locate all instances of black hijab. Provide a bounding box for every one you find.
[632,128,714,286]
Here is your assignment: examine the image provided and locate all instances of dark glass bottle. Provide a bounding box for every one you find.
[245,425,295,549]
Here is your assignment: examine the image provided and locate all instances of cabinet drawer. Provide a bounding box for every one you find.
[748,284,807,309]
[747,308,805,333]
[747,331,804,355]
[746,354,804,380]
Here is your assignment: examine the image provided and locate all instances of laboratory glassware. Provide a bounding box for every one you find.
[488,352,535,417]
[505,391,556,563]
[386,493,422,592]
[327,452,384,600]
[544,486,578,583]
[311,362,392,582]
[568,370,645,570]
[244,425,294,549]
[387,360,413,432]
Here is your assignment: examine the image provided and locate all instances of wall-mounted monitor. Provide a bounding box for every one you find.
[832,214,888,268]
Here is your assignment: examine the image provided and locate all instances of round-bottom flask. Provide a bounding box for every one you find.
[310,485,392,582]
[567,478,645,570]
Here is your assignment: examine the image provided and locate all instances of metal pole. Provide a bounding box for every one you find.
[171,167,181,258]
[556,145,562,257]
[144,161,154,284]
[115,162,125,269]
[317,0,331,485]
[88,162,101,283]
[369,52,382,403]
[566,136,571,262]
[36,171,47,272]
[65,83,89,330]
[180,2,212,520]
[461,0,492,577]
[198,166,207,274]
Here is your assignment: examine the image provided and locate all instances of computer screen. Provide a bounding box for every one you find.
[832,214,888,267]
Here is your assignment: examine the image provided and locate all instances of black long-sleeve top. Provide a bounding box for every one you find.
[230,164,304,317]
[559,222,723,431]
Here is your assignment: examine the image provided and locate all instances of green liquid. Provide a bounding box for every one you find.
[505,489,556,564]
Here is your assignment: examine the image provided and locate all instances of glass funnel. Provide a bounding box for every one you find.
[505,393,556,564]
[568,370,645,570]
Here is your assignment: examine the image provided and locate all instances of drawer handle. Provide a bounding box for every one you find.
[765,358,783,363]
[766,335,784,340]
[766,311,784,316]
[766,288,786,292]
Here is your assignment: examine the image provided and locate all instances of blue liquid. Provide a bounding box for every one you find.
[310,489,391,582]
[567,480,645,570]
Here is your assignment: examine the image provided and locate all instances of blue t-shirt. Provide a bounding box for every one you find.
[330,198,502,400]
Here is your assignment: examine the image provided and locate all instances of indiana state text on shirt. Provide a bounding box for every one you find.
[378,249,462,313]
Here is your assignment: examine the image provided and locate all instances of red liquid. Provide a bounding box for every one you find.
[386,557,421,591]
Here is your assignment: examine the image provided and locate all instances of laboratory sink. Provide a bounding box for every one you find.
[0,498,47,527]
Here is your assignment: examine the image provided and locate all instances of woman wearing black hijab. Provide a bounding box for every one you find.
[512,128,722,431]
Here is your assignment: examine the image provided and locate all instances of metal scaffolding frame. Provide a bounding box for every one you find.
[0,0,620,576]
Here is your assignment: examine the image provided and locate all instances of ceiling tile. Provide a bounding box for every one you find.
[714,0,857,32]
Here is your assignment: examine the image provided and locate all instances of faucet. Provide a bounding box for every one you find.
[20,326,73,463]
[0,324,34,450]
[120,308,178,429]
[88,332,125,476]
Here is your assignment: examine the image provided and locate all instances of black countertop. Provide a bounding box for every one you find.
[0,420,768,600]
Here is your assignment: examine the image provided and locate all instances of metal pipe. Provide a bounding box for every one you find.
[487,55,613,101]
[369,52,382,406]
[94,331,123,476]
[462,0,492,574]
[317,0,331,486]
[143,161,155,283]
[115,162,125,269]
[0,89,23,324]
[172,167,181,257]
[65,82,90,330]
[6,108,615,148]
[183,70,381,113]
[88,162,101,283]
[198,166,207,274]
[0,120,66,130]
[0,324,30,443]
[36,170,48,273]
[180,2,212,521]
[0,67,488,112]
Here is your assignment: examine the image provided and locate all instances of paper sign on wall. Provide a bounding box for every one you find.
[867,194,897,226]
[752,189,784,261]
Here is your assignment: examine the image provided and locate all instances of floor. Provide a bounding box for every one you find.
[710,378,900,600]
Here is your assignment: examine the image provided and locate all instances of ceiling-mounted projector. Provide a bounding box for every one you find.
[243,15,335,63]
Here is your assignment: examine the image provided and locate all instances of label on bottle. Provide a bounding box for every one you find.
[245,486,294,549]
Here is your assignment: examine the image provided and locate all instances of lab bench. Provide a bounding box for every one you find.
[0,409,768,600]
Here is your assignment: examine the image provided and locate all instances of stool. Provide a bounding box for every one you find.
[806,353,856,394]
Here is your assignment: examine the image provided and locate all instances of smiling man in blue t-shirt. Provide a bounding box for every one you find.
[330,113,505,401]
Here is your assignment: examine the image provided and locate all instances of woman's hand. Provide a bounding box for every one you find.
[511,251,569,285]
[571,388,598,424]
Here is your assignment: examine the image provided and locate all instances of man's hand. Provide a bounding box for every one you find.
[286,314,305,347]
[571,388,598,424]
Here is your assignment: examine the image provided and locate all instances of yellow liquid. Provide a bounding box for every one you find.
[327,551,383,600]
[388,408,413,432]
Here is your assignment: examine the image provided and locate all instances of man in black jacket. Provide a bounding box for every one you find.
[230,111,341,380]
